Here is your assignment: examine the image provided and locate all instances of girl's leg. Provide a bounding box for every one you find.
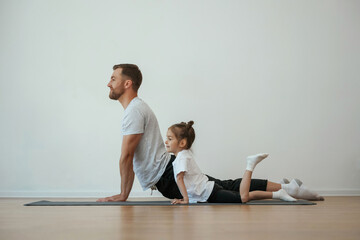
[239,170,252,202]
[240,153,296,202]
[240,170,273,202]
[266,181,282,192]
[249,191,273,200]
[239,153,269,202]
[240,169,296,202]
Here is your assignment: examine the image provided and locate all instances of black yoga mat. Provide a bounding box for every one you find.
[24,199,316,206]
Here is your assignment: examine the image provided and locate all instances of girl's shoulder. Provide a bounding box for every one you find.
[177,150,193,159]
[173,150,194,164]
[173,150,195,171]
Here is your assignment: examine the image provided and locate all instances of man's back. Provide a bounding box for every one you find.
[122,97,171,190]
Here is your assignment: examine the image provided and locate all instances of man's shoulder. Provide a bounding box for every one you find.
[122,97,159,132]
[128,98,152,111]
[124,98,148,115]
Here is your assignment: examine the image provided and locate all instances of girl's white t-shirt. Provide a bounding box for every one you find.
[172,150,214,203]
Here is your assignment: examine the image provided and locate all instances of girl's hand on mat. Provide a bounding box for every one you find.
[171,198,189,204]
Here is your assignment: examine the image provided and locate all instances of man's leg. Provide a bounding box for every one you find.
[281,179,324,201]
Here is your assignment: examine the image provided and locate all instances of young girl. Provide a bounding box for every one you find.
[165,121,299,204]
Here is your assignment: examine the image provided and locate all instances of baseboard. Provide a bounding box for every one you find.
[316,189,360,196]
[0,190,164,198]
[0,189,359,198]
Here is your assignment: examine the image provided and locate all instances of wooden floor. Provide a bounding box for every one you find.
[0,196,359,240]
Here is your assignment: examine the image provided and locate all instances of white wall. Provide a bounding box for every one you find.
[1,0,359,198]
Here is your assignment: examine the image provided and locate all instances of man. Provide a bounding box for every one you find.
[97,64,323,202]
[97,63,180,202]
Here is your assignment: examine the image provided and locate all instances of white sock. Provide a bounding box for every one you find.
[246,153,269,172]
[294,178,303,187]
[282,179,324,201]
[281,179,300,197]
[280,178,303,186]
[297,185,324,201]
[273,189,297,202]
[280,178,290,184]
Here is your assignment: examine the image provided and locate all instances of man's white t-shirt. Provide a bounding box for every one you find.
[172,150,214,203]
[122,97,170,190]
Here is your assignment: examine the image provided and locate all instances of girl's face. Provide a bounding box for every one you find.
[165,129,185,156]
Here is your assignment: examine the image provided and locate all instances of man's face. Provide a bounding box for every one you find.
[107,68,126,100]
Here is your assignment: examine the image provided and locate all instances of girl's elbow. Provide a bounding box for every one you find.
[176,172,185,181]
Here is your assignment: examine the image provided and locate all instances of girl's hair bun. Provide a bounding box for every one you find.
[187,121,194,129]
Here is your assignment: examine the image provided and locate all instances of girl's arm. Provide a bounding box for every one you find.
[172,172,189,204]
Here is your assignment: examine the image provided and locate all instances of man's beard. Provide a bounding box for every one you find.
[109,89,123,100]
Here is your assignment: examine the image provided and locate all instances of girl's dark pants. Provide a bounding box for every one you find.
[155,155,268,203]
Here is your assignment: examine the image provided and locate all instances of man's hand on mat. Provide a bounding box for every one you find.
[96,194,127,202]
[171,198,189,204]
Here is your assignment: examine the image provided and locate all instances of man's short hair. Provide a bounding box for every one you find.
[113,64,142,92]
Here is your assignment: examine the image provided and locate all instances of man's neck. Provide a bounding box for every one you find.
[118,92,138,109]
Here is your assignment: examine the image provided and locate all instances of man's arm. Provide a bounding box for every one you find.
[118,134,143,200]
[97,134,142,202]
